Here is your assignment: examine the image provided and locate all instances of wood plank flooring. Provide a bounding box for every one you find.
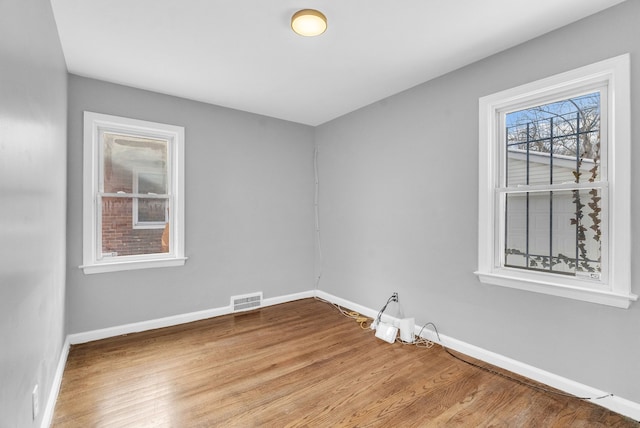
[52,298,638,427]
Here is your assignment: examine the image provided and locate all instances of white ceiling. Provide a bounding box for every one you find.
[50,0,626,126]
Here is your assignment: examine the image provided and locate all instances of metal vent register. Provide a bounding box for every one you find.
[231,292,263,312]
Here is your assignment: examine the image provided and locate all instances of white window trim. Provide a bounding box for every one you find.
[476,54,636,308]
[81,112,186,274]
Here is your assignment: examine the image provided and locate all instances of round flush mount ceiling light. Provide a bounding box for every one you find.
[291,9,327,37]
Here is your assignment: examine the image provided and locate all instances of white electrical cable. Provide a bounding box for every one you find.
[314,144,322,290]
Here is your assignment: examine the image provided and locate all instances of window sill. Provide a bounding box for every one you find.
[475,271,637,309]
[80,257,187,274]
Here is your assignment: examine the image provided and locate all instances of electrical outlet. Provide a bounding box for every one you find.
[32,384,39,420]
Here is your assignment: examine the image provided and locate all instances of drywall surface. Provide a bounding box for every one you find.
[66,75,315,333]
[315,0,640,403]
[0,0,68,426]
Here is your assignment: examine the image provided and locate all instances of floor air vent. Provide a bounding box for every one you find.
[231,292,263,312]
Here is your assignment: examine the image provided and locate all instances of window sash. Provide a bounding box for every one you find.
[498,86,608,190]
[493,84,608,283]
[97,128,174,258]
[494,185,609,286]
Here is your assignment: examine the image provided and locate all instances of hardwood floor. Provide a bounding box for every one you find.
[52,298,637,427]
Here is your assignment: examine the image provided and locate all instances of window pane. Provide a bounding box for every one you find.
[137,198,168,223]
[102,132,167,194]
[101,196,169,257]
[138,171,167,194]
[504,193,527,268]
[528,192,551,270]
[506,93,601,187]
[135,171,168,226]
[504,189,602,276]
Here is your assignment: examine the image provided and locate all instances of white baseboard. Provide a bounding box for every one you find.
[68,305,232,345]
[44,289,640,424]
[263,290,315,307]
[315,290,380,320]
[315,290,640,422]
[41,336,70,428]
[420,330,640,421]
[68,290,315,345]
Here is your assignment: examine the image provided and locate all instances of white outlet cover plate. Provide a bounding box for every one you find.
[32,384,39,419]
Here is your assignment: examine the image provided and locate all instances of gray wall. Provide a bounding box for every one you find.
[315,0,640,403]
[0,0,68,426]
[66,75,316,333]
[4,2,637,424]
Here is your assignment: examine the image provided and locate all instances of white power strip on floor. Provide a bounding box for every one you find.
[374,322,398,344]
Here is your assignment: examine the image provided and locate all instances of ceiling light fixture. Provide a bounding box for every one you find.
[291,9,327,37]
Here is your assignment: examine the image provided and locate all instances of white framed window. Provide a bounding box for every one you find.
[476,54,636,308]
[81,112,186,274]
